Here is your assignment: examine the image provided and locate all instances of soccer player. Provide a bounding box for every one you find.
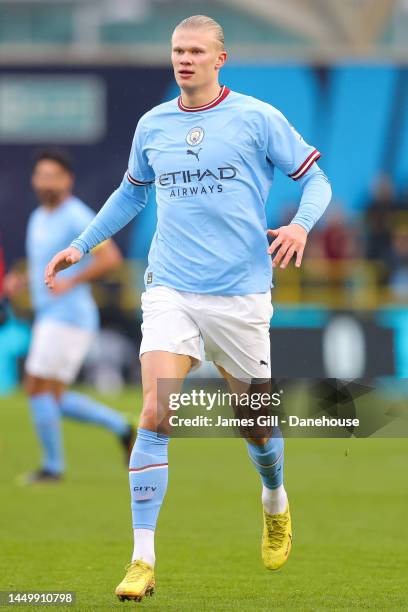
[0,234,6,324]
[45,16,332,601]
[5,150,134,484]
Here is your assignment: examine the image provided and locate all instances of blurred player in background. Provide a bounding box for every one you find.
[45,16,332,602]
[0,234,6,324]
[5,150,134,484]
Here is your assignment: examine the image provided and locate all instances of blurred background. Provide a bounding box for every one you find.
[1,0,408,393]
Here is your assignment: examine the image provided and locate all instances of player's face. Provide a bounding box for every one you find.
[31,160,73,207]
[171,28,226,91]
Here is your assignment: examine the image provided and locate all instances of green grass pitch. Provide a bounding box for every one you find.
[0,388,407,610]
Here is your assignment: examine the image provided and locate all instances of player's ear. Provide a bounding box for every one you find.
[215,50,227,71]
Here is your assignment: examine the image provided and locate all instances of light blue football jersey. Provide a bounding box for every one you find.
[27,196,99,330]
[127,86,320,295]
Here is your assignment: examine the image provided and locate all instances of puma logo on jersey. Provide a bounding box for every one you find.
[187,148,202,162]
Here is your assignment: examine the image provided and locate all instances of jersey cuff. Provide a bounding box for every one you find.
[70,238,89,255]
[289,149,321,181]
[127,171,154,186]
[90,239,108,253]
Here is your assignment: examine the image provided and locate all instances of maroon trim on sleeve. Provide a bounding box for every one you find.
[127,172,154,186]
[289,149,321,181]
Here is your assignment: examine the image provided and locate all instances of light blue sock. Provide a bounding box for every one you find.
[60,391,129,436]
[129,428,169,530]
[247,434,284,489]
[29,393,64,474]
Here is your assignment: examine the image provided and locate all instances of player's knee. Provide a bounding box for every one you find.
[24,375,53,397]
[24,375,40,396]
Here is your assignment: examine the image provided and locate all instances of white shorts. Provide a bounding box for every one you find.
[25,319,94,384]
[140,286,273,379]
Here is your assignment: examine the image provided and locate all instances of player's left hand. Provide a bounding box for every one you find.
[267,224,308,269]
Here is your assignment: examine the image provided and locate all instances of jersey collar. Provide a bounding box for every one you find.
[178,85,230,112]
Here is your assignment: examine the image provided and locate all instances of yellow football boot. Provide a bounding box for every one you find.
[262,504,292,570]
[115,559,155,602]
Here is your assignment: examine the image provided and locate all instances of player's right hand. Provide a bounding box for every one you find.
[44,246,82,290]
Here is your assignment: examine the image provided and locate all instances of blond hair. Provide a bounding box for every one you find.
[174,15,225,49]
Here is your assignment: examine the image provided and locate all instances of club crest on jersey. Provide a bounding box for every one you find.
[186,126,204,146]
